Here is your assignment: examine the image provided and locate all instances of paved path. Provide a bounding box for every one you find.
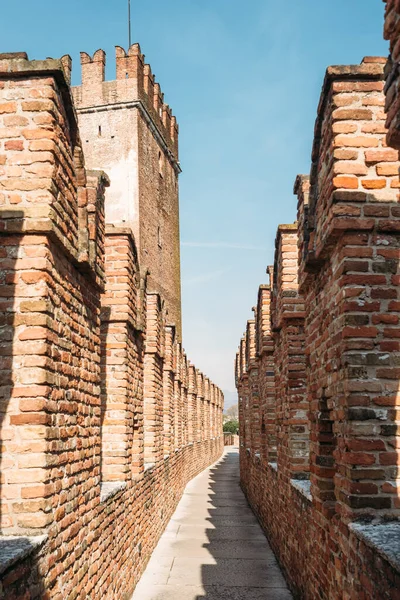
[131,447,292,600]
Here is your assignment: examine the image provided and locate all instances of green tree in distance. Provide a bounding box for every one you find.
[223,420,239,434]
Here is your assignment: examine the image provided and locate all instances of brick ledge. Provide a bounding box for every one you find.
[0,535,47,576]
[100,481,127,503]
[291,479,312,502]
[349,521,400,573]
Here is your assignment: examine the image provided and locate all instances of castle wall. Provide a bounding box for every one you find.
[72,45,182,337]
[137,107,182,336]
[75,107,140,239]
[0,53,223,600]
[237,57,400,600]
[384,0,400,150]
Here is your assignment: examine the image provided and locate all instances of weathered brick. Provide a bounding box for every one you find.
[0,50,224,600]
[237,55,400,600]
[333,108,373,121]
[333,175,359,189]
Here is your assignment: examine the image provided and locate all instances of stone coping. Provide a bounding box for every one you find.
[0,535,47,576]
[291,479,312,502]
[100,481,127,503]
[349,521,400,574]
[144,462,156,474]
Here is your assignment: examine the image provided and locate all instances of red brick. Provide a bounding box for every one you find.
[333,176,359,189]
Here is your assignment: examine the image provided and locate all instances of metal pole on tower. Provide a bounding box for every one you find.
[128,0,132,47]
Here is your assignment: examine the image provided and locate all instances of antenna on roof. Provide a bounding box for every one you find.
[128,0,132,47]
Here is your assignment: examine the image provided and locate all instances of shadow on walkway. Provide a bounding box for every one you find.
[131,448,292,600]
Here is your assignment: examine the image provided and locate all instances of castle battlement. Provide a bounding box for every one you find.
[70,43,182,338]
[72,44,179,158]
[0,44,222,598]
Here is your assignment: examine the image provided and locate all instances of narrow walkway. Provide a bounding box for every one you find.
[131,447,292,600]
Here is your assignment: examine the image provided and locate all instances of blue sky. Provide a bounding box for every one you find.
[1,0,388,407]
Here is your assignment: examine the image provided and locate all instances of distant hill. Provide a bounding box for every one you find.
[222,389,238,410]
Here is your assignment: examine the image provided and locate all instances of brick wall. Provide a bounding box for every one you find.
[384,0,400,149]
[72,44,182,338]
[0,53,223,600]
[237,58,400,599]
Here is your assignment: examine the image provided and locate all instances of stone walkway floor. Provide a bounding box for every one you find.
[131,447,292,600]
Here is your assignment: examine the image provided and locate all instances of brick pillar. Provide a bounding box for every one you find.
[188,364,197,444]
[256,284,276,462]
[209,384,214,439]
[176,344,183,448]
[196,370,205,441]
[220,390,225,437]
[239,336,250,451]
[214,384,219,439]
[101,228,142,482]
[216,387,221,438]
[246,318,261,455]
[238,333,251,482]
[197,379,203,443]
[170,335,177,450]
[173,378,179,451]
[204,378,211,441]
[215,385,219,439]
[163,326,175,456]
[211,383,215,440]
[181,353,188,446]
[143,293,164,465]
[272,224,308,482]
[216,388,221,439]
[302,58,400,517]
[235,352,241,441]
[212,384,218,439]
[0,55,107,534]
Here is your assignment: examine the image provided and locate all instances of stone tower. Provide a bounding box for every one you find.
[72,44,182,337]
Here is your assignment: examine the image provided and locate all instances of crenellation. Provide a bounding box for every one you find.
[75,45,178,156]
[187,363,197,444]
[115,44,143,82]
[80,49,105,88]
[153,82,163,117]
[144,62,155,98]
[245,319,256,368]
[237,50,400,599]
[0,46,223,599]
[162,103,172,141]
[272,224,304,330]
[60,54,72,84]
[72,43,182,337]
[7,9,400,598]
[294,174,310,290]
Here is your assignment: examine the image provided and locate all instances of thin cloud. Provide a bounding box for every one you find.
[183,268,230,286]
[182,242,266,251]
